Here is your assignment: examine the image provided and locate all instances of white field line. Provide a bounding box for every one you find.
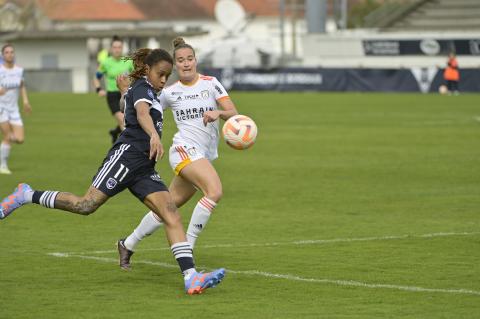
[73,231,480,255]
[47,252,480,297]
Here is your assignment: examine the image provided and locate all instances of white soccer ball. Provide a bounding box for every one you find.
[222,115,257,150]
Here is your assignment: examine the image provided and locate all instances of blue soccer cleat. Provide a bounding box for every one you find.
[0,183,32,220]
[185,268,226,295]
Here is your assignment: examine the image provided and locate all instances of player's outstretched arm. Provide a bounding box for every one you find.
[203,97,238,126]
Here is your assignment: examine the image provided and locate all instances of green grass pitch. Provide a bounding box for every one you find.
[0,92,479,318]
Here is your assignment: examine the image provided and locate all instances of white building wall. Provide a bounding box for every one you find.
[53,21,141,31]
[138,17,306,66]
[71,67,89,93]
[13,39,89,93]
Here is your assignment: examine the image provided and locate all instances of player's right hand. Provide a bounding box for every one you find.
[97,89,106,97]
[0,87,6,96]
[149,133,164,162]
[23,101,32,115]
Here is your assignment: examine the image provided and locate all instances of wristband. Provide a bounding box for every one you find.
[96,87,102,93]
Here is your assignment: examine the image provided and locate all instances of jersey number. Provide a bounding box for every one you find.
[114,164,129,182]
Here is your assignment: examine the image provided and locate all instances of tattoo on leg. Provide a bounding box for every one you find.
[166,201,178,214]
[54,193,100,215]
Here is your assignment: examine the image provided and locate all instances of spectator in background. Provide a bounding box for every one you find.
[443,52,460,95]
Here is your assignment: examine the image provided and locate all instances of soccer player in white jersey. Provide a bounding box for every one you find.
[116,37,238,270]
[0,44,32,174]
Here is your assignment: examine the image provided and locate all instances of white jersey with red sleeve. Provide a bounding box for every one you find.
[160,74,229,161]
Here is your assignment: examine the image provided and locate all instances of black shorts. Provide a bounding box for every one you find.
[106,91,122,115]
[91,143,168,201]
[446,80,459,91]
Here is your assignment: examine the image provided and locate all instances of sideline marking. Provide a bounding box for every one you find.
[47,252,480,296]
[66,231,480,255]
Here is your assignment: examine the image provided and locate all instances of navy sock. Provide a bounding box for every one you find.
[171,242,195,274]
[32,190,59,209]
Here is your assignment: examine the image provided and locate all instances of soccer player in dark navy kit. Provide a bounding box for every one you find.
[0,48,225,295]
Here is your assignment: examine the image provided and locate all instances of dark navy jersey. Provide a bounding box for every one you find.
[117,77,164,153]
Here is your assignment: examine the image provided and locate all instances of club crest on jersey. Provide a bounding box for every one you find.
[201,90,209,99]
[156,120,163,130]
[106,178,117,189]
[147,89,155,100]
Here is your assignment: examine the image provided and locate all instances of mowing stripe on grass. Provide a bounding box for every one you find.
[66,231,479,255]
[47,252,480,296]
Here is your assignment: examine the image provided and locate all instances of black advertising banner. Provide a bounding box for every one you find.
[201,67,480,93]
[346,69,419,92]
[202,68,344,91]
[363,39,480,56]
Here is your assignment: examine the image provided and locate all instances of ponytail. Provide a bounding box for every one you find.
[172,37,195,60]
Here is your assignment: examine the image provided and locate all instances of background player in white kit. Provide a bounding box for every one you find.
[117,37,238,269]
[0,44,32,174]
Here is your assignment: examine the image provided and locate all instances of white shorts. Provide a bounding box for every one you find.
[169,143,213,175]
[0,107,23,126]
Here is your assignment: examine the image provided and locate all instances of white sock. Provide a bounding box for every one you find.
[124,211,163,251]
[183,268,197,280]
[24,190,34,203]
[186,197,216,248]
[0,142,11,168]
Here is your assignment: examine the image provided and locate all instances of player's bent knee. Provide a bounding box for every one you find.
[8,135,23,144]
[206,189,222,203]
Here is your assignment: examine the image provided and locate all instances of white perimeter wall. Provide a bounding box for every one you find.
[12,39,89,93]
[303,30,480,68]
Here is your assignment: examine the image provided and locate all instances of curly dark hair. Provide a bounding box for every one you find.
[126,48,173,81]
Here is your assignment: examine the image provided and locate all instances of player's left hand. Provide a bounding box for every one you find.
[23,101,32,115]
[0,87,6,96]
[116,74,130,94]
[203,110,221,126]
